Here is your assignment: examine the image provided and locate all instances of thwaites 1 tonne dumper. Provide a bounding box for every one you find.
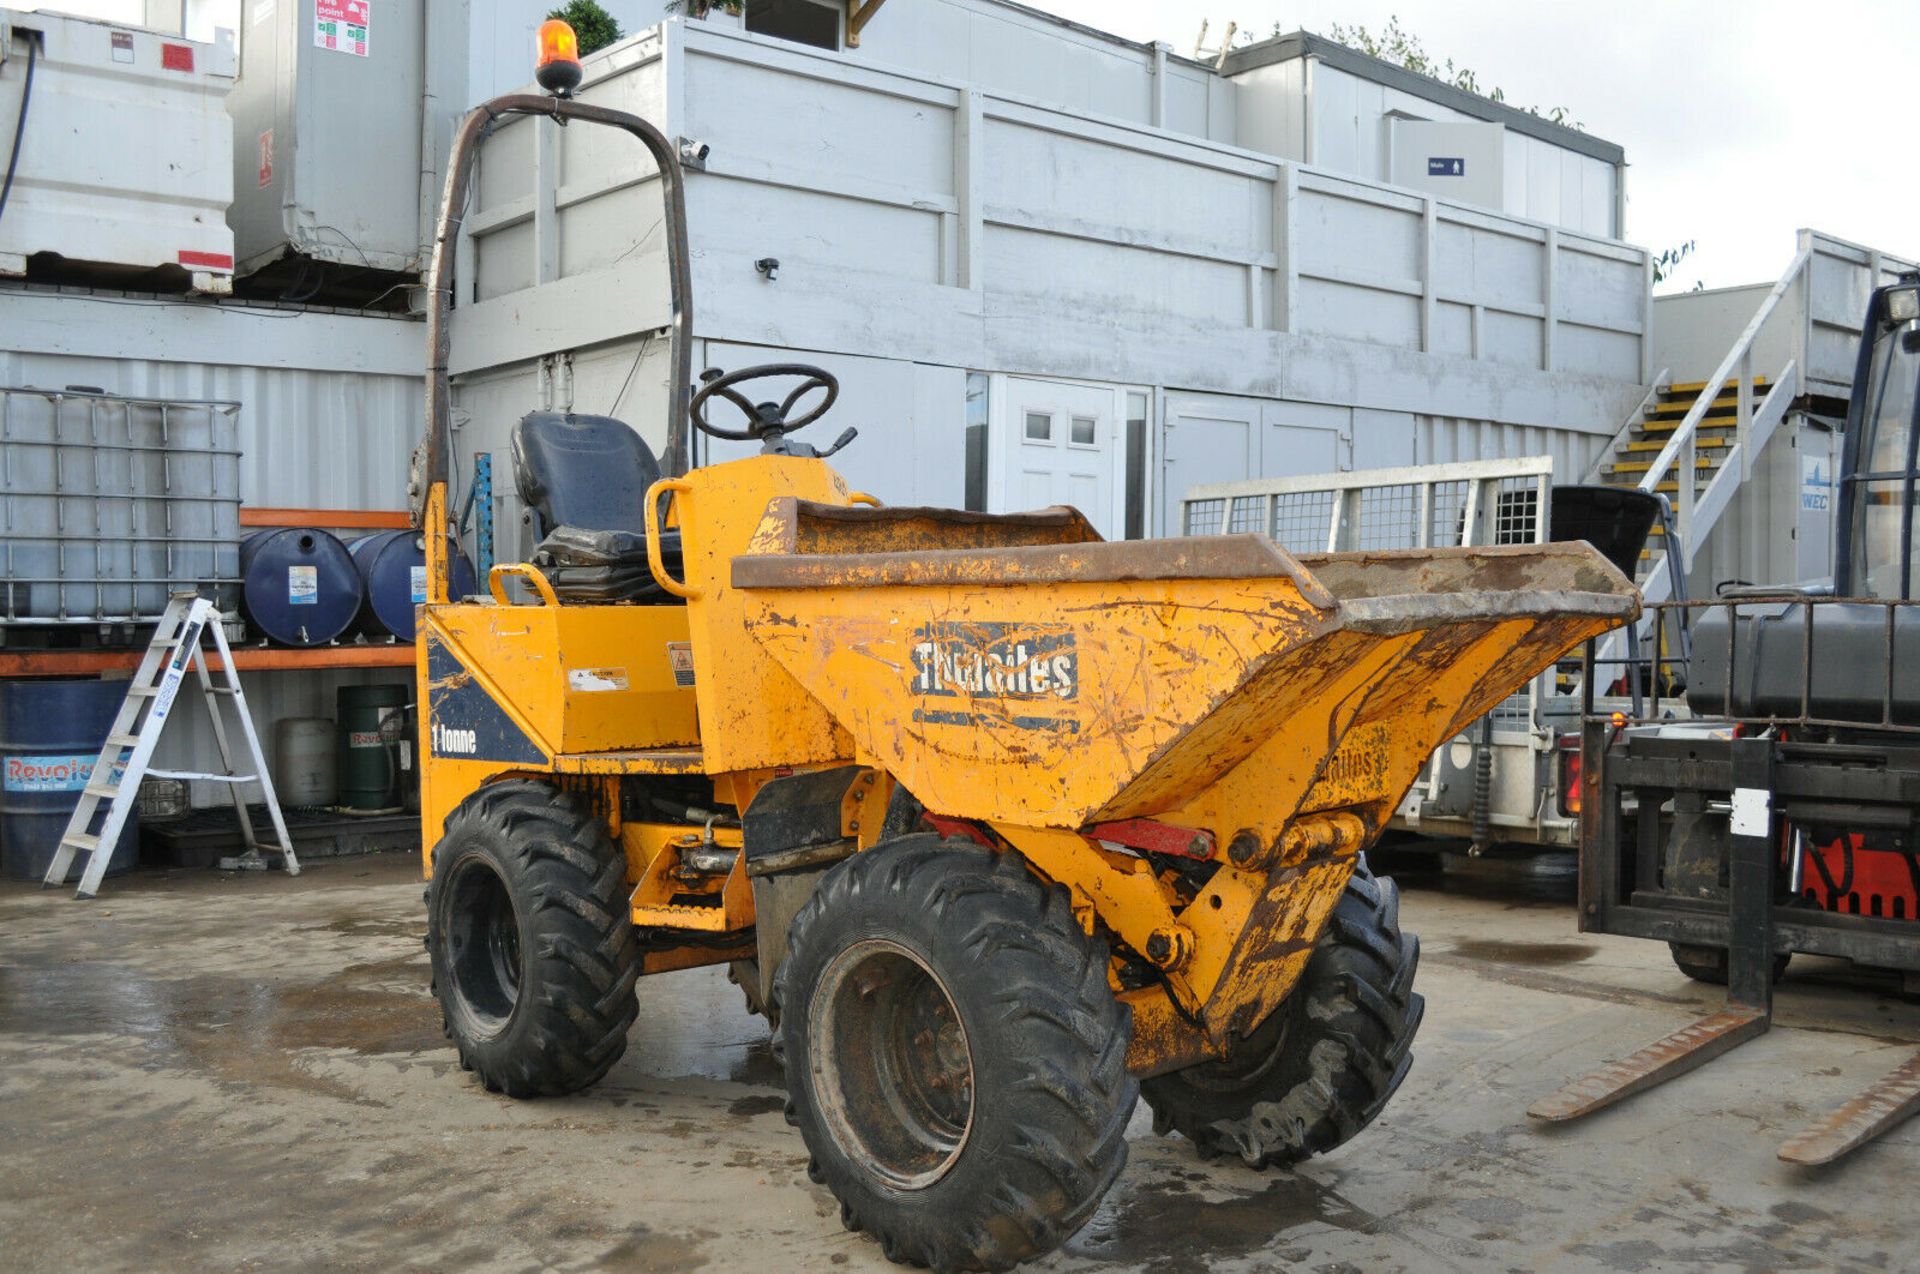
[416,45,1640,1274]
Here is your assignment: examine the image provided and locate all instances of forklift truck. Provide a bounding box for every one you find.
[1536,274,1920,1164]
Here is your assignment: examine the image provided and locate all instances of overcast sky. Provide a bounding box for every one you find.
[1041,0,1919,292]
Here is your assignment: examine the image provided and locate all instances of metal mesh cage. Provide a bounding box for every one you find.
[1270,491,1335,554]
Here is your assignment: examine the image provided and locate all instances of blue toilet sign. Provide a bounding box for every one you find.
[1428,157,1466,177]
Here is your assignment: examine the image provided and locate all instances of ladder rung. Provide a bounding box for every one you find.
[146,769,256,784]
[107,732,141,748]
[62,832,100,852]
[207,686,239,697]
[126,685,160,698]
[82,781,121,799]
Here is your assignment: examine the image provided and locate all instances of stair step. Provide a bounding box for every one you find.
[1635,414,1741,435]
[1624,436,1730,453]
[1666,376,1769,397]
[1609,456,1718,476]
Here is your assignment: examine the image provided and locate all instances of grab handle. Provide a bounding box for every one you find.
[488,562,559,607]
[644,477,697,599]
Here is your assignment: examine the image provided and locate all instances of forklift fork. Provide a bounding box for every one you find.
[1531,733,1920,1163]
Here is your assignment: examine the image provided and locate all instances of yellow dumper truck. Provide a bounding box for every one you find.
[415,37,1639,1272]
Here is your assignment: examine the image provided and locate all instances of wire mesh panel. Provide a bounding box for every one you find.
[1271,491,1335,554]
[1182,497,1226,535]
[1182,457,1555,554]
[1226,495,1266,533]
[1428,479,1470,548]
[1354,484,1423,550]
[0,388,243,624]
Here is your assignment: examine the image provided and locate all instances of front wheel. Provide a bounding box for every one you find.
[774,836,1137,1272]
[1141,856,1423,1169]
[426,779,641,1097]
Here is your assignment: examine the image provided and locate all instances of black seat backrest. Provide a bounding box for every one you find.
[511,411,662,537]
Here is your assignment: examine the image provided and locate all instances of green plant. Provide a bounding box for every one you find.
[547,0,622,55]
[665,0,746,16]
[1301,15,1583,131]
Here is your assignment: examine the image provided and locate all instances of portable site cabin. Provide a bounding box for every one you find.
[434,1,1655,556]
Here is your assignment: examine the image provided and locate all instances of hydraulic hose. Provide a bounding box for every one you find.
[0,32,39,231]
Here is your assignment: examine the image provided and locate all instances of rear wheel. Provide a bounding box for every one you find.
[426,780,641,1097]
[1141,856,1423,1169]
[775,835,1137,1271]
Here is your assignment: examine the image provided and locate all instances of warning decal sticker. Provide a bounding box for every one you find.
[314,0,369,57]
[667,643,696,688]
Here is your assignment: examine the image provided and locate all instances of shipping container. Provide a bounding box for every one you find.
[226,0,426,280]
[0,8,236,291]
[0,283,425,803]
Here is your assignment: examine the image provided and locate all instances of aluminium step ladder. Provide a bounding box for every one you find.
[42,592,300,899]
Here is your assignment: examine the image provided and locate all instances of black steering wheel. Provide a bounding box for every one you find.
[688,363,839,442]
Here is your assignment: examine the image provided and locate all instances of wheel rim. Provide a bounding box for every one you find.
[809,938,974,1191]
[443,855,524,1036]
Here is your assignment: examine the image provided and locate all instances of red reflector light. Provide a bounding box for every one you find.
[1556,735,1583,817]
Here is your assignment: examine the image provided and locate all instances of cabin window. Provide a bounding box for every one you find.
[746,0,842,51]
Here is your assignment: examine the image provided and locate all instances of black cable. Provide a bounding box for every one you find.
[1808,834,1855,902]
[0,33,39,230]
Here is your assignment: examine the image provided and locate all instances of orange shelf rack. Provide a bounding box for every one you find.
[2,508,418,678]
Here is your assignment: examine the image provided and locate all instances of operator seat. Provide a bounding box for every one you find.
[511,411,683,603]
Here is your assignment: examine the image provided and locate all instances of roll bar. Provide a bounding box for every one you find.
[420,93,694,606]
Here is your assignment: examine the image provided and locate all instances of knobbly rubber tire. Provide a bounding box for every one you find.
[1141,856,1423,1169]
[426,779,641,1097]
[774,836,1137,1272]
[1669,942,1789,986]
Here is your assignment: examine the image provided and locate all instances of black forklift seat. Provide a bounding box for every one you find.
[511,411,683,602]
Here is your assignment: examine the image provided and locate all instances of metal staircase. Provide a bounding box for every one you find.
[1593,376,1773,587]
[1585,230,1918,606]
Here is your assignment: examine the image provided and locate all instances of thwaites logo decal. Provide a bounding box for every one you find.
[910,622,1079,732]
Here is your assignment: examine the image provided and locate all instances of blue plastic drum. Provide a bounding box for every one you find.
[238,528,363,647]
[1,678,139,881]
[347,530,477,642]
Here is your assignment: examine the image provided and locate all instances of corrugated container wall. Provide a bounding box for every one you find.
[0,9,236,291]
[227,0,424,275]
[0,288,424,801]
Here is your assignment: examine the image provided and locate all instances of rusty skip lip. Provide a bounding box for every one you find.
[733,534,1339,609]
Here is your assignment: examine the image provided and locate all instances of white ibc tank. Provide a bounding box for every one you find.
[0,9,236,292]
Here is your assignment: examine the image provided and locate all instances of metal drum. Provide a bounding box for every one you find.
[348,530,476,642]
[337,684,411,812]
[238,528,362,647]
[0,678,139,881]
[272,717,338,807]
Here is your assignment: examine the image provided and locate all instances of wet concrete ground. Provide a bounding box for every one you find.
[2,848,1916,1272]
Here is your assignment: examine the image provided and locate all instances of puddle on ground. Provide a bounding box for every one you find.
[1065,1174,1380,1271]
[0,951,442,1102]
[1450,938,1599,966]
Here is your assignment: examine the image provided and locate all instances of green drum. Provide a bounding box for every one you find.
[337,684,411,812]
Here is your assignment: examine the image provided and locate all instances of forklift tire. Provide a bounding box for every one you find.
[1668,942,1790,986]
[1140,856,1422,1170]
[774,836,1137,1272]
[426,780,641,1098]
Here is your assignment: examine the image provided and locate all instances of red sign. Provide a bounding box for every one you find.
[161,42,194,72]
[178,250,234,270]
[257,129,273,188]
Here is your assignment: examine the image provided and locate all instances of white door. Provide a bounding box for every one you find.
[994,377,1124,537]
[1160,392,1349,534]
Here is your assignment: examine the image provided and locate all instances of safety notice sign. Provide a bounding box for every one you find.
[315,0,369,57]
